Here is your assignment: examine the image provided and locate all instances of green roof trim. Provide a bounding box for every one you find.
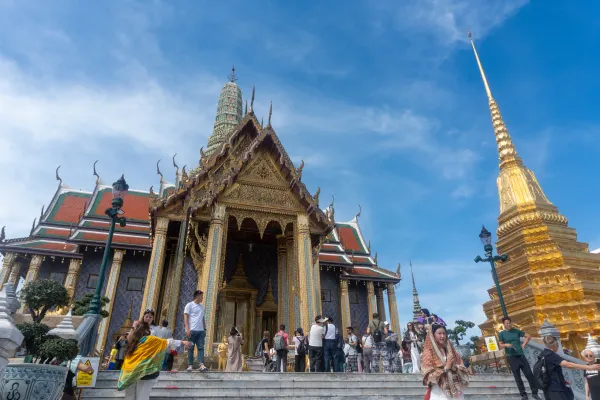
[46,191,91,225]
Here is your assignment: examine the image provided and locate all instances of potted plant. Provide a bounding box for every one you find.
[447,320,476,363]
[1,279,71,400]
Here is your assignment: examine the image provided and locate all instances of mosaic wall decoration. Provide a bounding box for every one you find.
[103,252,150,354]
[37,258,69,284]
[349,283,369,333]
[174,257,198,339]
[320,269,340,325]
[73,250,112,301]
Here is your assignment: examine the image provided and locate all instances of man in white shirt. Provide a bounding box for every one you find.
[184,289,208,372]
[362,329,374,373]
[346,326,358,372]
[323,317,337,372]
[308,315,325,372]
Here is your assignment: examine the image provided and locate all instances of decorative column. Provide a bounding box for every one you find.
[20,255,43,313]
[286,231,299,330]
[0,253,16,286]
[376,287,387,321]
[7,262,22,286]
[313,247,323,317]
[340,279,351,331]
[366,281,377,320]
[255,309,263,345]
[198,203,227,357]
[249,293,257,350]
[65,259,82,301]
[276,235,289,330]
[386,283,400,334]
[167,217,190,329]
[296,214,315,333]
[140,217,169,318]
[95,249,124,355]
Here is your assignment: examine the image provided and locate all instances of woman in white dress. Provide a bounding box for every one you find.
[404,322,421,373]
[421,324,469,400]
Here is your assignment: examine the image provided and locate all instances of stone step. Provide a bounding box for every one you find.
[82,372,527,400]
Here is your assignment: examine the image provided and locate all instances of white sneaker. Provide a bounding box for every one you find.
[186,365,193,372]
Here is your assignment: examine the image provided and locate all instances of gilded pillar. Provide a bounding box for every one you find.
[255,309,263,345]
[277,236,289,330]
[140,217,169,319]
[295,214,315,333]
[167,217,189,329]
[286,232,299,330]
[366,281,377,320]
[198,203,227,356]
[95,249,125,355]
[21,255,43,313]
[8,261,22,286]
[313,255,322,317]
[249,293,257,351]
[340,279,351,331]
[0,253,16,286]
[376,287,387,321]
[386,283,400,334]
[65,259,82,301]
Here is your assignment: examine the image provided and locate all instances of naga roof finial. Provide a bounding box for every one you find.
[55,165,63,186]
[30,218,37,237]
[40,205,45,222]
[355,204,362,221]
[396,262,401,278]
[374,252,378,265]
[329,194,335,209]
[172,153,179,172]
[267,101,272,127]
[156,159,163,182]
[244,99,248,115]
[93,160,100,184]
[0,226,5,243]
[260,117,263,129]
[250,86,255,113]
[228,65,237,82]
[313,186,320,206]
[200,147,207,164]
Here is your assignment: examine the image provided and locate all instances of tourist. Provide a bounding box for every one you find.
[107,343,118,370]
[184,289,208,372]
[308,315,325,372]
[404,322,421,373]
[498,317,541,400]
[368,312,386,373]
[420,309,435,326]
[117,320,191,400]
[540,336,600,400]
[323,317,337,372]
[62,345,94,400]
[274,324,289,372]
[382,321,399,373]
[115,335,127,371]
[362,328,374,373]
[356,329,363,373]
[157,320,174,371]
[142,309,160,335]
[292,328,308,372]
[259,331,272,372]
[225,326,244,372]
[346,326,359,372]
[582,348,600,400]
[400,340,412,373]
[432,314,446,327]
[421,324,469,399]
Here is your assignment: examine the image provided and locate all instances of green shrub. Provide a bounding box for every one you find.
[19,279,69,323]
[39,338,78,364]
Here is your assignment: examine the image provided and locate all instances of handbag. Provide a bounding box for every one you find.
[424,386,431,400]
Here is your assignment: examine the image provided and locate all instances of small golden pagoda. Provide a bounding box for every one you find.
[469,32,600,352]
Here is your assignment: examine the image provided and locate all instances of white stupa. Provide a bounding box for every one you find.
[0,287,24,374]
[48,310,79,341]
[2,283,19,314]
[584,333,600,358]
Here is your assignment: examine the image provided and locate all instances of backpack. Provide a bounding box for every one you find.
[371,321,383,343]
[274,333,286,351]
[533,354,550,391]
[336,333,345,350]
[296,337,308,355]
[254,340,264,357]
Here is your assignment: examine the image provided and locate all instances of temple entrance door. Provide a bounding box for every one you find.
[261,311,277,340]
[219,296,251,354]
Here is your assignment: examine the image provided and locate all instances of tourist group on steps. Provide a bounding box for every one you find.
[66,289,600,400]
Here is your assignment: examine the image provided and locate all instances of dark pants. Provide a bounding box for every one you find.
[543,390,573,400]
[276,349,288,372]
[295,353,306,372]
[309,346,323,372]
[115,359,123,371]
[324,339,336,372]
[162,352,174,371]
[187,330,206,366]
[507,355,539,396]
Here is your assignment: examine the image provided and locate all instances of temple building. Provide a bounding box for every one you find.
[0,70,401,357]
[469,33,600,351]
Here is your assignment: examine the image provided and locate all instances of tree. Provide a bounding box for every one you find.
[16,322,51,357]
[447,320,476,346]
[39,338,78,364]
[72,293,110,318]
[19,279,69,323]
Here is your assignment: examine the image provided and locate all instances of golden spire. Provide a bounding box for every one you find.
[468,31,521,168]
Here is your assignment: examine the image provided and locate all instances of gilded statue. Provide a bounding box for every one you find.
[217,336,228,371]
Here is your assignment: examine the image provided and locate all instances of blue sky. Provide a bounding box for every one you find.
[1,0,599,336]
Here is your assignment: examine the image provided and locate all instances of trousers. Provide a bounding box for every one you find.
[507,355,539,396]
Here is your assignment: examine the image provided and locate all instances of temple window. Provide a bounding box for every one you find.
[86,274,99,289]
[350,291,360,304]
[50,272,66,285]
[126,277,144,291]
[321,289,331,303]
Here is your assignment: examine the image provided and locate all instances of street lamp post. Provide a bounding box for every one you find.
[474,225,509,319]
[77,175,129,356]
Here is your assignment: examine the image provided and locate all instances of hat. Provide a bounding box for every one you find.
[318,317,329,323]
[384,321,390,325]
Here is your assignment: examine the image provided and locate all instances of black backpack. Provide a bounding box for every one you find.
[371,321,383,343]
[335,333,345,350]
[296,337,308,355]
[533,354,550,390]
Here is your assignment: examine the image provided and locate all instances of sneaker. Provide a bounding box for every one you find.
[531,395,542,400]
[185,365,193,372]
[198,364,209,372]
[520,396,528,400]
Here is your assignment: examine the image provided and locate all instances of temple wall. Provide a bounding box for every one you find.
[349,283,369,334]
[73,249,111,301]
[174,257,198,339]
[103,252,149,354]
[38,258,69,285]
[320,268,340,326]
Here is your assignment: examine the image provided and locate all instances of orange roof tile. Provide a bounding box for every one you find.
[337,224,366,253]
[36,228,71,239]
[88,189,150,222]
[47,192,91,225]
[81,220,149,233]
[74,231,151,247]
[319,254,349,264]
[10,240,77,253]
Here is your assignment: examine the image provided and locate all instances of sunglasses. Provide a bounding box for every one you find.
[583,353,595,358]
[144,309,155,314]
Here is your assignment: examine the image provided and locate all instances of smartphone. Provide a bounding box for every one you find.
[595,358,600,364]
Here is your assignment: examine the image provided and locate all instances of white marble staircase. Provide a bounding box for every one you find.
[81,371,532,399]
